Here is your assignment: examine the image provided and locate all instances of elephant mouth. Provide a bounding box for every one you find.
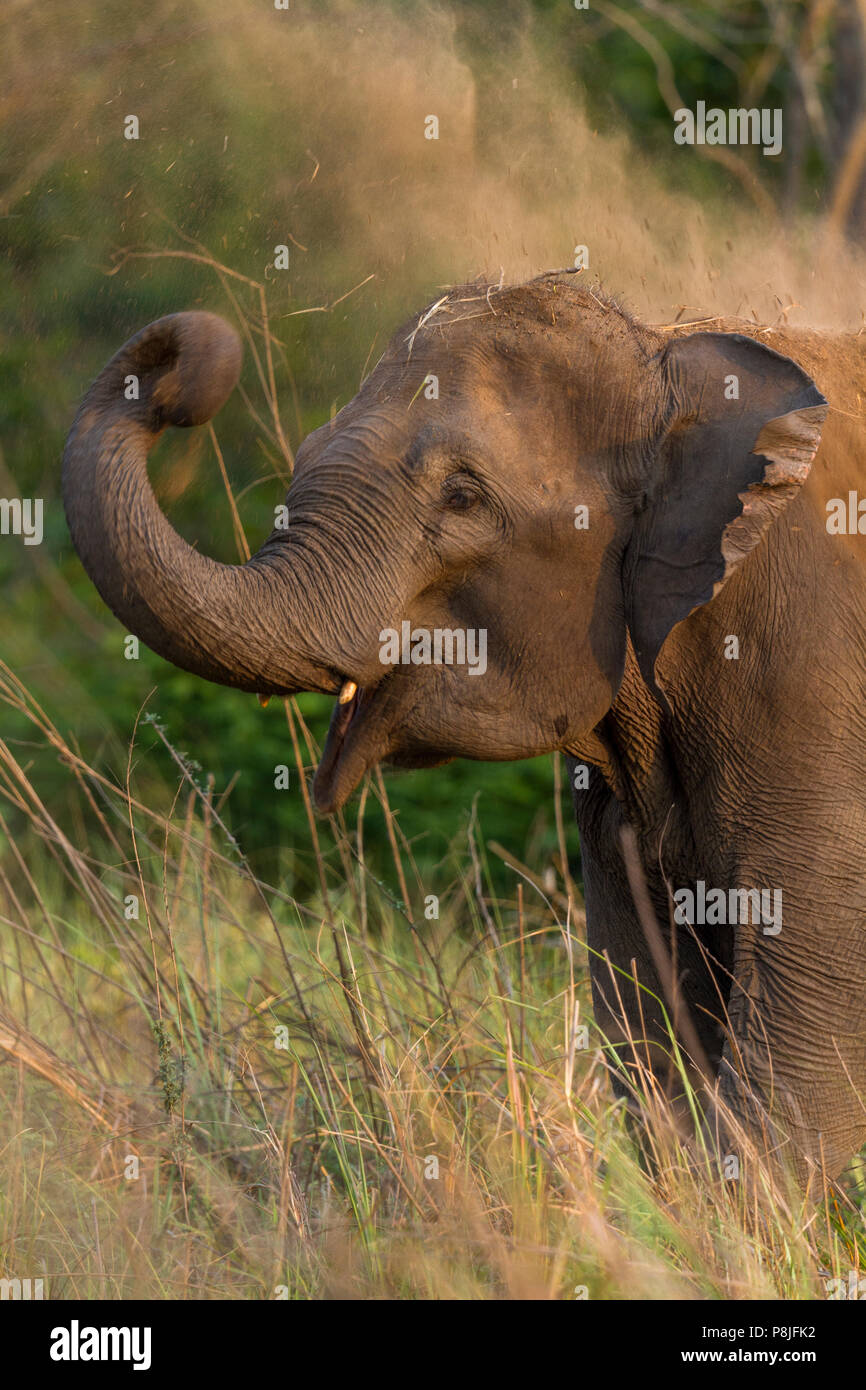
[312,669,450,812]
[312,678,391,813]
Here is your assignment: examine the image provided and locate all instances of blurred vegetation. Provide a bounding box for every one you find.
[1,0,863,891]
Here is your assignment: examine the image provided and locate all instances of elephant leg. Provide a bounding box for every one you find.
[716,927,866,1187]
[577,780,731,1113]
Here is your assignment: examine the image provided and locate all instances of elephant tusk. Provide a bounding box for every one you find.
[338,680,357,705]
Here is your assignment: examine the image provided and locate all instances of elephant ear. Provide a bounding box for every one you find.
[623,331,827,689]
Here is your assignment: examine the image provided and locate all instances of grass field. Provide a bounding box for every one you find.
[2,657,865,1300]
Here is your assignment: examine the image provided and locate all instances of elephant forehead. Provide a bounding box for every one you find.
[317,383,517,470]
[322,412,407,458]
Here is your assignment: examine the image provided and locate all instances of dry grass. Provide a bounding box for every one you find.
[0,652,864,1300]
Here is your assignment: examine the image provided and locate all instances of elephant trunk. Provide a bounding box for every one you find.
[62,312,339,697]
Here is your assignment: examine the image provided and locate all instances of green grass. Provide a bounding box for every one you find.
[1,658,865,1300]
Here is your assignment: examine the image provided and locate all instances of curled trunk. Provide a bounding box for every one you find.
[62,312,337,696]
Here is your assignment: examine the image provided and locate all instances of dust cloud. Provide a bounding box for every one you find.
[209,0,866,335]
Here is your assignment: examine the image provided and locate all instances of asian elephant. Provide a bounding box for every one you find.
[62,271,866,1188]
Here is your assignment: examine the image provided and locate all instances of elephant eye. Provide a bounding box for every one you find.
[441,476,479,513]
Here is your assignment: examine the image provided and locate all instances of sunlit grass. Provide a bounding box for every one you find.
[0,659,864,1300]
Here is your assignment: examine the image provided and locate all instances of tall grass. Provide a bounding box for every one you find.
[0,652,864,1299]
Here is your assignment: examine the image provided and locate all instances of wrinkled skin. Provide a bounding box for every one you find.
[63,272,866,1187]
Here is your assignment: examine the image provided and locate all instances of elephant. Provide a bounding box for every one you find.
[63,270,866,1188]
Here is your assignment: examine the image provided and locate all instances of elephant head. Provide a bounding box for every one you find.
[62,274,826,812]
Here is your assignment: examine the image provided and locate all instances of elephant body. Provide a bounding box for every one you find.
[574,319,866,1183]
[63,278,866,1186]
